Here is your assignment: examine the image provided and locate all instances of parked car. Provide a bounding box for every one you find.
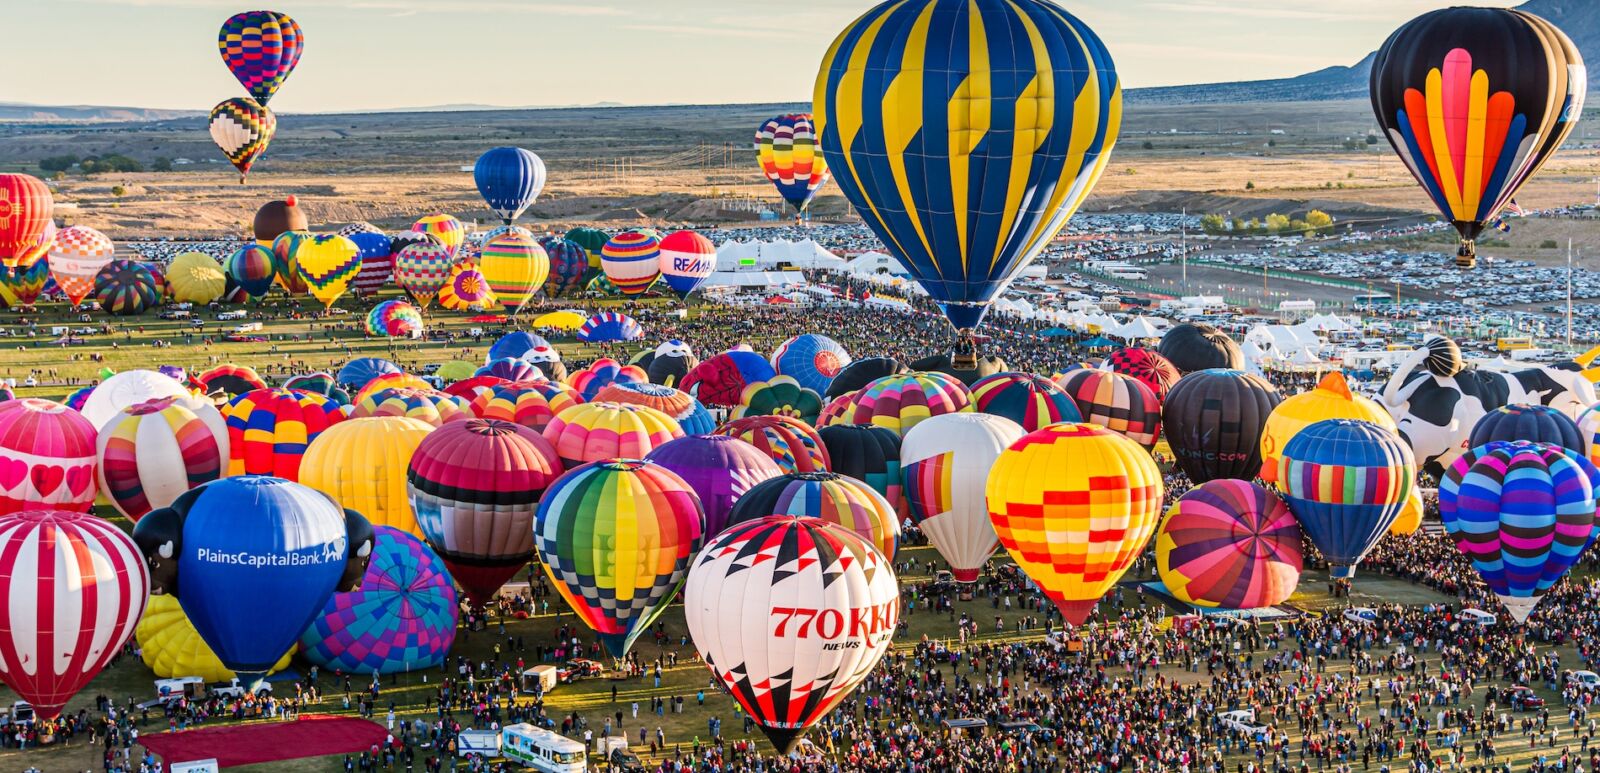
[557,659,604,684]
[1217,709,1269,738]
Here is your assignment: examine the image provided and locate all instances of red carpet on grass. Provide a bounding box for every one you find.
[141,715,388,768]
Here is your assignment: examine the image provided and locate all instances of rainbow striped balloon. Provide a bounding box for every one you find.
[479,228,549,313]
[540,402,683,470]
[713,415,831,474]
[468,381,582,434]
[1439,440,1598,623]
[600,230,662,296]
[96,396,229,521]
[1155,480,1302,609]
[1279,419,1414,578]
[840,371,973,437]
[351,387,472,428]
[727,471,901,560]
[534,459,704,656]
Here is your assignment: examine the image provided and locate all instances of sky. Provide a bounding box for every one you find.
[4,0,1523,113]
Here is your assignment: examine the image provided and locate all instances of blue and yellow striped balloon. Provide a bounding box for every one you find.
[1279,419,1415,578]
[814,0,1120,330]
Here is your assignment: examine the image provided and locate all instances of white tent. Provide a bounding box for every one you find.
[846,251,901,276]
[703,271,796,288]
[1304,313,1353,332]
[1112,316,1166,341]
[716,239,847,271]
[1245,324,1324,358]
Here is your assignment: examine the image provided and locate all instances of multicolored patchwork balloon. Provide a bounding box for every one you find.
[47,226,115,306]
[217,10,303,105]
[393,240,453,308]
[221,388,347,480]
[1155,480,1302,609]
[541,402,683,470]
[209,97,276,182]
[1279,419,1415,579]
[1439,441,1597,623]
[969,372,1082,433]
[298,526,459,674]
[0,398,99,515]
[535,459,705,656]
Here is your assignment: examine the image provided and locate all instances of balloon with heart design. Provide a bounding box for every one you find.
[0,398,99,515]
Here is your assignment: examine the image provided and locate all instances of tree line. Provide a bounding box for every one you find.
[1198,210,1335,238]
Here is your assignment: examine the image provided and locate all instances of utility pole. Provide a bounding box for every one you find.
[1180,206,1188,293]
[1568,239,1576,349]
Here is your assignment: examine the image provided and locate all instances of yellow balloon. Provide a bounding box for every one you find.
[295,233,361,308]
[300,416,434,535]
[136,595,292,681]
[1389,488,1424,536]
[167,252,228,304]
[985,423,1164,626]
[531,310,586,331]
[1260,373,1396,483]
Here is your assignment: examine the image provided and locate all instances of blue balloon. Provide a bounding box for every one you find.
[134,477,369,678]
[337,357,401,390]
[474,147,547,225]
[349,231,393,260]
[488,331,552,364]
[1278,419,1416,578]
[1468,404,1584,457]
[772,334,852,393]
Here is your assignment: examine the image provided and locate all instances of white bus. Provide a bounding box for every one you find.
[500,724,585,772]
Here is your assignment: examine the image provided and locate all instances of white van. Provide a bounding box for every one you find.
[1460,609,1497,628]
[500,724,585,772]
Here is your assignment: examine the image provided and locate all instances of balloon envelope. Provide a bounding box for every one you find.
[1161,369,1281,484]
[1279,419,1416,578]
[900,413,1024,581]
[1155,480,1302,609]
[474,147,546,224]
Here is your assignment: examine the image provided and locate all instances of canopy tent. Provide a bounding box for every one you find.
[703,271,799,289]
[1038,327,1075,338]
[1304,313,1354,332]
[1111,316,1166,341]
[1245,324,1324,359]
[844,251,903,276]
[715,239,847,271]
[1082,335,1118,348]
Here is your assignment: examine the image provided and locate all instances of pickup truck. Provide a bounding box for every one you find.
[1217,709,1270,739]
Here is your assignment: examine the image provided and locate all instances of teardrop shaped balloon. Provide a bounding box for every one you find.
[473,147,546,225]
[755,113,831,214]
[210,97,276,183]
[0,174,54,270]
[1371,7,1585,268]
[218,10,304,105]
[814,0,1120,330]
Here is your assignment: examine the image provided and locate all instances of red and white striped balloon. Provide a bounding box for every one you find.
[0,510,148,719]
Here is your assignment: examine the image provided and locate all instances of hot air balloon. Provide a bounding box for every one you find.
[437,262,495,311]
[1279,419,1415,578]
[816,423,905,517]
[839,372,974,438]
[565,227,608,269]
[336,357,402,392]
[987,424,1164,625]
[1158,324,1244,375]
[901,412,1023,582]
[1390,488,1425,536]
[1053,370,1162,451]
[353,373,433,406]
[210,97,276,182]
[656,230,715,300]
[253,196,307,245]
[1439,441,1596,622]
[299,526,459,674]
[727,472,900,559]
[0,510,147,718]
[222,389,346,481]
[225,243,277,299]
[534,459,704,657]
[474,147,547,225]
[826,357,907,400]
[771,334,851,395]
[564,359,644,402]
[349,232,395,297]
[815,0,1119,333]
[1260,372,1396,484]
[8,218,52,274]
[531,309,586,331]
[284,372,351,407]
[645,435,784,538]
[714,415,831,475]
[296,233,361,308]
[596,382,715,435]
[218,10,303,105]
[300,416,435,535]
[480,229,549,313]
[0,398,99,515]
[411,214,465,259]
[0,262,48,309]
[474,358,542,384]
[393,240,454,309]
[167,252,228,304]
[407,419,559,606]
[646,339,698,387]
[0,174,54,270]
[734,376,825,427]
[79,370,192,431]
[540,237,588,298]
[269,230,311,295]
[682,351,778,409]
[46,225,115,307]
[351,387,472,428]
[97,395,230,522]
[64,386,94,413]
[131,477,374,681]
[1161,369,1281,484]
[684,515,897,753]
[366,299,424,338]
[574,313,644,347]
[488,332,550,363]
[1371,8,1586,268]
[1155,480,1302,609]
[1102,348,1181,401]
[469,380,581,434]
[541,402,682,470]
[754,114,831,215]
[600,231,661,296]
[188,367,259,402]
[969,372,1083,433]
[94,260,160,316]
[137,595,292,681]
[1468,404,1583,456]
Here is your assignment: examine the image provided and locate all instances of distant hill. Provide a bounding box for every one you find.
[1127,0,1598,105]
[0,102,203,122]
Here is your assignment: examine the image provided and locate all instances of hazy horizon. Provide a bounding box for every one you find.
[9,0,1521,113]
